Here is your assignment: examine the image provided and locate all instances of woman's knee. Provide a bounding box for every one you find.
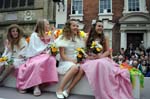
[7,65,15,70]
[79,68,84,75]
[70,66,79,74]
[49,56,56,63]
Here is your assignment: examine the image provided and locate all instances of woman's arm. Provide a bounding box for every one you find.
[18,38,29,58]
[100,36,110,58]
[59,47,77,64]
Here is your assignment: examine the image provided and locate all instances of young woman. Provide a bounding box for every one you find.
[55,19,85,99]
[0,24,27,84]
[81,20,133,99]
[16,19,58,96]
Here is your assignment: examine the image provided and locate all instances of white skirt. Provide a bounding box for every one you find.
[57,61,76,75]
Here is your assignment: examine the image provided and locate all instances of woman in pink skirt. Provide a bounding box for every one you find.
[81,20,133,99]
[16,19,58,96]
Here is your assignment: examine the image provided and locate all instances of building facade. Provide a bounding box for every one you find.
[0,0,55,52]
[55,0,150,53]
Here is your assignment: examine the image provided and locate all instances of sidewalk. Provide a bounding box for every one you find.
[0,87,94,99]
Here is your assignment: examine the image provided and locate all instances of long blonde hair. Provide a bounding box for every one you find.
[34,19,48,37]
[7,24,24,50]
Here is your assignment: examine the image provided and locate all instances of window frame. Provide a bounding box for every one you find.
[99,0,112,14]
[0,0,34,11]
[128,0,140,12]
[71,0,83,15]
[123,0,148,13]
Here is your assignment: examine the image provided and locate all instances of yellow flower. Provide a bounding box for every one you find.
[79,31,86,38]
[54,29,62,39]
[96,48,101,52]
[77,54,82,58]
[46,31,52,36]
[2,57,8,61]
[0,58,2,62]
[76,48,82,51]
[51,47,57,53]
[0,57,8,62]
[91,41,96,48]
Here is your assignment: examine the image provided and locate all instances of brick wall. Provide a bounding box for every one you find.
[146,0,150,13]
[67,0,150,53]
[112,0,124,53]
[83,0,99,32]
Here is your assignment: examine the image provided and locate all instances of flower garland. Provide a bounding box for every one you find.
[120,63,144,89]
[54,29,86,39]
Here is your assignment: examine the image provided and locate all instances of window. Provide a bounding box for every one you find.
[123,0,147,13]
[12,0,18,8]
[27,0,34,6]
[20,0,26,7]
[4,0,11,8]
[57,24,64,29]
[72,0,83,14]
[0,0,34,10]
[0,0,4,8]
[128,0,139,11]
[99,0,111,13]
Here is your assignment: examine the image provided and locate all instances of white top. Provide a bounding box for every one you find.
[1,38,28,67]
[23,32,51,58]
[55,35,85,74]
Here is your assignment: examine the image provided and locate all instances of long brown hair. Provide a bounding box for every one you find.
[86,20,106,52]
[7,24,24,50]
[62,19,80,41]
[34,19,48,37]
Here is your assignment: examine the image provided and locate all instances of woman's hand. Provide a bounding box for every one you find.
[86,53,103,60]
[71,59,77,64]
[86,54,96,60]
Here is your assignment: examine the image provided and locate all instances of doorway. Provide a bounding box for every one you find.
[127,33,143,49]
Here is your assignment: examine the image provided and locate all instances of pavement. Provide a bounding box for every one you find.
[1,77,150,99]
[0,87,94,99]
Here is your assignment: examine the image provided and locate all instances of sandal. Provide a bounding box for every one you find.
[56,92,64,99]
[33,86,41,96]
[62,90,69,98]
[19,89,26,94]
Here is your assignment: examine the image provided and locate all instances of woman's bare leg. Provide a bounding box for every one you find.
[57,66,79,93]
[0,66,5,75]
[0,65,14,83]
[66,67,84,93]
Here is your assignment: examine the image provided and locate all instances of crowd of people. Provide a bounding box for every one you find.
[113,43,150,77]
[0,18,140,99]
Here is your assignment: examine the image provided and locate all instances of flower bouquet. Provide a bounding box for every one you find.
[75,48,87,63]
[0,56,14,66]
[0,56,8,63]
[49,43,59,56]
[90,41,103,54]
